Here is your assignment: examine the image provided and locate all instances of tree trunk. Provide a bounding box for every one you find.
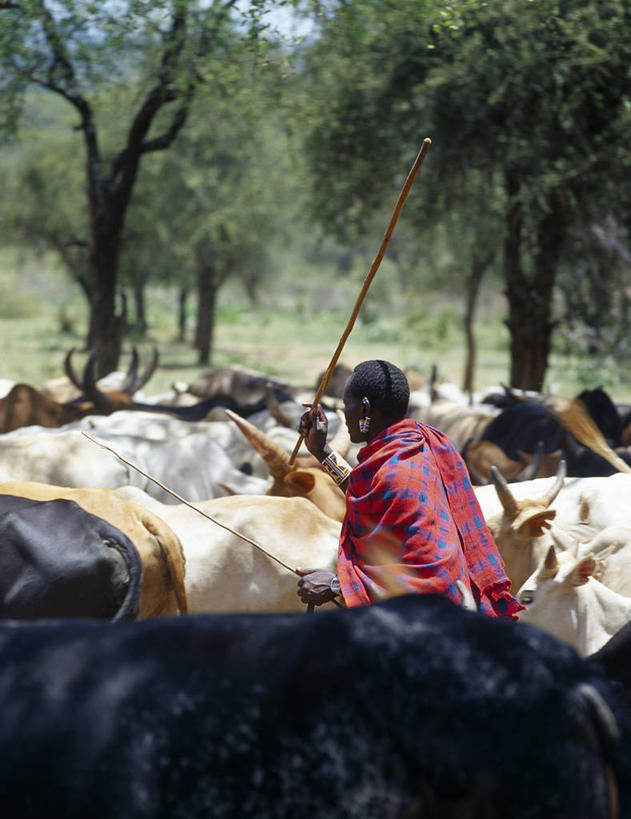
[87,233,125,377]
[462,248,495,394]
[178,287,189,342]
[504,190,564,391]
[133,282,147,336]
[195,262,219,366]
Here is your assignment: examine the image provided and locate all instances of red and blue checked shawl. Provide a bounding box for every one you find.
[337,419,523,619]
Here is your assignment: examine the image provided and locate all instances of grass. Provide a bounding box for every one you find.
[1,250,630,402]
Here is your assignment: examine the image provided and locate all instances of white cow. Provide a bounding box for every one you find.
[475,467,631,590]
[115,486,341,613]
[517,545,631,656]
[475,472,631,528]
[0,428,270,502]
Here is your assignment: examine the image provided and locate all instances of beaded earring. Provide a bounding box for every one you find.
[359,397,371,434]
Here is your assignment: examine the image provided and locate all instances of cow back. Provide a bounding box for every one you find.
[0,595,627,818]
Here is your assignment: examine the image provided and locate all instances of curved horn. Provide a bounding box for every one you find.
[429,364,439,403]
[516,441,544,482]
[120,347,140,394]
[542,459,567,508]
[224,409,293,479]
[329,410,351,457]
[460,437,489,486]
[265,382,294,428]
[561,428,585,458]
[127,346,159,394]
[64,348,84,391]
[81,348,110,409]
[466,459,489,486]
[490,465,519,516]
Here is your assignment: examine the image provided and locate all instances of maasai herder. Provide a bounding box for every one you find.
[297,359,523,618]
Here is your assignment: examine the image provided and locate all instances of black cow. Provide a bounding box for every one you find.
[0,495,143,621]
[589,621,631,717]
[0,594,628,818]
[480,396,628,477]
[128,385,299,422]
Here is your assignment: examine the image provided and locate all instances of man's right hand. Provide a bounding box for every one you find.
[298,404,330,460]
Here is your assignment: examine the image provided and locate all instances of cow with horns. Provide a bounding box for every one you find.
[0,347,158,434]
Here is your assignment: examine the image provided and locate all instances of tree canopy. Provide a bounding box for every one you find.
[297,0,631,389]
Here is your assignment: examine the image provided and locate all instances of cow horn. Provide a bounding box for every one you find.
[224,409,292,478]
[80,348,110,409]
[490,465,519,516]
[265,383,294,427]
[429,364,439,403]
[466,460,489,486]
[126,346,159,394]
[329,410,351,457]
[562,429,585,458]
[542,459,567,507]
[120,347,140,394]
[516,441,544,482]
[461,437,489,486]
[64,348,85,391]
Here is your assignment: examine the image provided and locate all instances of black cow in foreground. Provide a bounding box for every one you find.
[0,594,628,819]
[0,495,143,621]
[589,621,631,717]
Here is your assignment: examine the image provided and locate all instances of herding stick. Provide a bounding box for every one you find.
[289,137,432,465]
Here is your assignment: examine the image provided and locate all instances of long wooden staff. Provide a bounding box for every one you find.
[289,137,432,464]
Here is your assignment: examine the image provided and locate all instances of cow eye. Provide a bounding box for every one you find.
[520,592,534,605]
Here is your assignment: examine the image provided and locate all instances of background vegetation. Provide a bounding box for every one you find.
[0,0,630,401]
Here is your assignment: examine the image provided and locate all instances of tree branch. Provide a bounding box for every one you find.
[109,7,189,185]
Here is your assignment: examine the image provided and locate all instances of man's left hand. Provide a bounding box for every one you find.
[296,568,337,606]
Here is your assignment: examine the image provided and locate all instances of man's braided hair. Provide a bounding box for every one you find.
[349,360,410,420]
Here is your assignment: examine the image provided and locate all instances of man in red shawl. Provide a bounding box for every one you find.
[297,359,523,619]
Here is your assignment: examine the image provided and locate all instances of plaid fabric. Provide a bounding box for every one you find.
[337,419,523,619]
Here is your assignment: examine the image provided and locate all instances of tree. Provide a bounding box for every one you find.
[296,0,631,390]
[128,48,298,365]
[0,0,275,374]
[0,98,92,302]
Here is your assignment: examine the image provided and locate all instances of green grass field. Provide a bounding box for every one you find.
[1,250,629,402]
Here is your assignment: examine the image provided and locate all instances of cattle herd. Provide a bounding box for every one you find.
[2,350,631,817]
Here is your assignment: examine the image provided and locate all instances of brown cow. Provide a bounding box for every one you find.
[224,409,348,522]
[0,347,158,434]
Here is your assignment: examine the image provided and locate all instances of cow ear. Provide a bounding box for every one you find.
[526,511,555,538]
[566,554,597,587]
[284,470,316,492]
[514,509,556,538]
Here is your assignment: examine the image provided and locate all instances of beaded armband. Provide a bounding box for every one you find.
[321,450,352,486]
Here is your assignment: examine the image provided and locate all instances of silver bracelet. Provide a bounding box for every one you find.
[321,450,352,486]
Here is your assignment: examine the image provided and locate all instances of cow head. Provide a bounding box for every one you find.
[485,460,567,591]
[0,347,159,433]
[517,545,603,653]
[65,346,158,411]
[224,409,347,522]
[463,440,546,485]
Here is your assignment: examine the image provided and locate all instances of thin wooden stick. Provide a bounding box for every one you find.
[289,137,432,464]
[81,431,299,574]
